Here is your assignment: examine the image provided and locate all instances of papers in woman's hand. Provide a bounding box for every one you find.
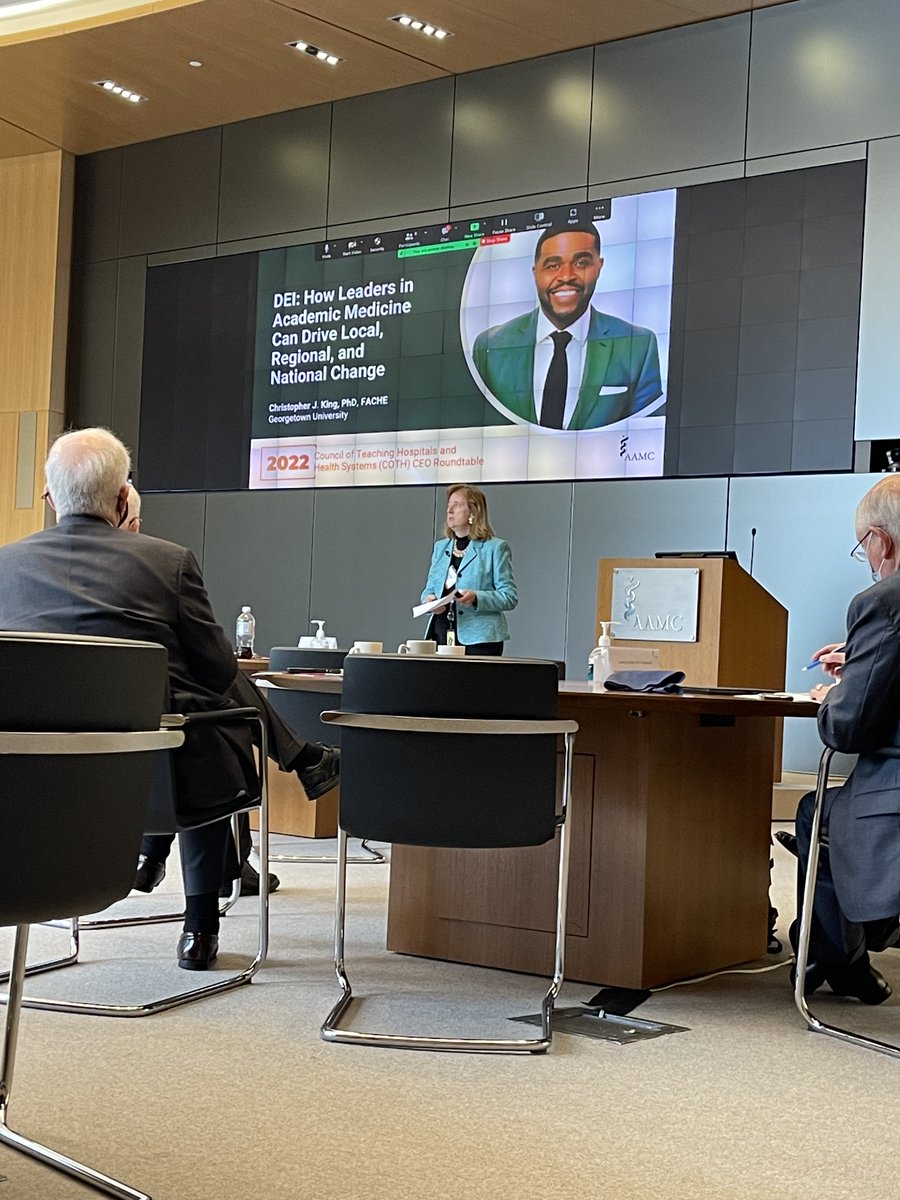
[412,594,453,618]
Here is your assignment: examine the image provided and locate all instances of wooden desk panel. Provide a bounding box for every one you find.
[387,688,816,989]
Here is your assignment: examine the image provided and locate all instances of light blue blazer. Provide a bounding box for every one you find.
[421,537,517,645]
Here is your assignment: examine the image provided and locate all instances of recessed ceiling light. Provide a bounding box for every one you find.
[287,39,342,65]
[390,14,452,39]
[94,79,147,103]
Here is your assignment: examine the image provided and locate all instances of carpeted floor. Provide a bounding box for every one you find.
[1,826,898,1200]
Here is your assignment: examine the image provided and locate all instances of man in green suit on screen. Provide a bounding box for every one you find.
[471,223,663,431]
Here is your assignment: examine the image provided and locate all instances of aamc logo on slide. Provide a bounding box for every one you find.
[618,434,655,463]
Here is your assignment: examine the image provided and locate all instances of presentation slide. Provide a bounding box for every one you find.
[249,192,675,488]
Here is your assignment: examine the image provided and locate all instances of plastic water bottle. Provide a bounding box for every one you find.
[235,606,256,658]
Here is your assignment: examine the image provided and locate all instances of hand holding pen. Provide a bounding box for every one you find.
[802,642,846,680]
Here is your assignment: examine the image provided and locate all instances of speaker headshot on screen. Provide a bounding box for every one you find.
[471,224,662,431]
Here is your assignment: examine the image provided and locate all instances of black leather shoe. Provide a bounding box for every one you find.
[298,744,340,801]
[790,960,829,996]
[132,855,166,893]
[219,861,280,898]
[825,958,892,1005]
[176,932,219,971]
[767,904,782,955]
[775,830,798,857]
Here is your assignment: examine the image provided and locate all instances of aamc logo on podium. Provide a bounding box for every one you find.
[622,578,686,633]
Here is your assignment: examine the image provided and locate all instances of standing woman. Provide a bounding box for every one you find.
[422,485,517,655]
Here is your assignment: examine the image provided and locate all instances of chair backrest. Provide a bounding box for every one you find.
[269,646,348,672]
[0,632,169,926]
[336,655,561,849]
[266,648,348,746]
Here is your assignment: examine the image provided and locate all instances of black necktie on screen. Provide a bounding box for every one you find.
[540,330,572,429]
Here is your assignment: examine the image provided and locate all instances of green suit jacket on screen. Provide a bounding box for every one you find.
[471,307,663,430]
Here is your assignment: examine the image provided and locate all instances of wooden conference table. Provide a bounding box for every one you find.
[260,670,817,990]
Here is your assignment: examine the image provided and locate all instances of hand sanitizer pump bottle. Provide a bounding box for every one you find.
[298,620,338,649]
[310,619,328,648]
[587,621,617,690]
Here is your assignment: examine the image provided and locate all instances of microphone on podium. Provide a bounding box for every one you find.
[749,528,757,577]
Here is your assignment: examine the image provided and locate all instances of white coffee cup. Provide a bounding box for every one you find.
[348,641,383,654]
[436,644,466,657]
[397,640,437,655]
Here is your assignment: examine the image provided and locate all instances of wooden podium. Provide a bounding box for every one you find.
[597,556,788,690]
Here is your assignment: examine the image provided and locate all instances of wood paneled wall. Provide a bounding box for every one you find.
[0,150,73,546]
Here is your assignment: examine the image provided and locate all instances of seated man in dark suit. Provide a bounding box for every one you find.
[791,475,900,1004]
[0,428,338,969]
[119,485,303,899]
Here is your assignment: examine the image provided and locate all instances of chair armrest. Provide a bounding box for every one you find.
[0,729,184,755]
[161,707,261,728]
[321,711,577,736]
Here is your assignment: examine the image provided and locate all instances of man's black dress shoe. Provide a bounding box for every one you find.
[298,744,340,801]
[132,855,166,893]
[219,861,280,898]
[790,960,829,996]
[774,830,798,857]
[176,931,219,971]
[825,959,892,1005]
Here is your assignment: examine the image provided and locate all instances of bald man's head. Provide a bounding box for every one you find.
[44,428,131,524]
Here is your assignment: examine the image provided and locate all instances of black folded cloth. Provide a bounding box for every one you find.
[603,670,686,693]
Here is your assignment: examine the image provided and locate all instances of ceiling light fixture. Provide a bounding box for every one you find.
[188,60,202,68]
[287,40,342,65]
[391,14,451,40]
[95,79,147,103]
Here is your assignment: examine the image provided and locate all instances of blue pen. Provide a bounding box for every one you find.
[801,658,822,671]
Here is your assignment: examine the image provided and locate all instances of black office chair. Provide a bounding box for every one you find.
[0,631,182,1199]
[793,746,900,1059]
[0,630,270,1017]
[9,704,270,1019]
[261,645,383,866]
[319,654,577,1053]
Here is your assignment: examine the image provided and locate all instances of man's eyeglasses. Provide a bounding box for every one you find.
[850,530,874,562]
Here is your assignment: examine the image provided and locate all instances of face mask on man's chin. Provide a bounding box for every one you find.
[871,558,887,584]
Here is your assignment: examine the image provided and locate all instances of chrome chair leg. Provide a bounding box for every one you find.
[1,925,151,1199]
[269,836,387,865]
[0,824,242,987]
[793,746,900,1059]
[4,718,270,1019]
[0,917,80,985]
[321,730,575,1054]
[79,817,243,929]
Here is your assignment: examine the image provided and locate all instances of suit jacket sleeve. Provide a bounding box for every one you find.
[471,540,517,614]
[175,548,238,696]
[631,329,663,413]
[818,585,900,754]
